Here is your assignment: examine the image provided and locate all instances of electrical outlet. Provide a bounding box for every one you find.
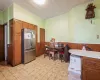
[97,35,99,39]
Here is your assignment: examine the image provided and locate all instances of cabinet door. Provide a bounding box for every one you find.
[14,34,21,65]
[14,20,22,34]
[83,69,100,80]
[82,57,100,80]
[13,20,22,66]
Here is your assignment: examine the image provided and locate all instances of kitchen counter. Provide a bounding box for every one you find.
[69,49,100,80]
[69,49,100,59]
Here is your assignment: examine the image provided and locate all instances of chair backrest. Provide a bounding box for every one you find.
[59,47,64,52]
[49,42,55,48]
[86,46,92,51]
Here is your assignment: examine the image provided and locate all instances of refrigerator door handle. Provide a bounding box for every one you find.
[25,49,35,52]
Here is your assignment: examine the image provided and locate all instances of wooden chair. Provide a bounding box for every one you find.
[44,46,50,58]
[49,48,58,61]
[59,48,64,62]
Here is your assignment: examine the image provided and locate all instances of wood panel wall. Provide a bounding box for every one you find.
[36,42,40,56]
[8,19,39,66]
[45,42,100,52]
[0,25,4,62]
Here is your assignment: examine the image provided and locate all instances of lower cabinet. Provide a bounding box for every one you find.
[14,34,21,66]
[83,69,100,80]
[82,57,100,80]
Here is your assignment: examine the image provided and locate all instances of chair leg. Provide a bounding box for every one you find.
[61,54,65,62]
[53,54,55,61]
[49,53,51,60]
[60,54,63,62]
[44,53,45,58]
[61,55,62,62]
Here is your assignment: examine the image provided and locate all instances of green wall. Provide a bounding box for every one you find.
[0,4,13,24]
[1,1,100,44]
[3,4,13,24]
[0,11,3,25]
[45,0,100,44]
[45,13,69,42]
[3,5,13,44]
[13,3,45,42]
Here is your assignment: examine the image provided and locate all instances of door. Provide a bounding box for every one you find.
[40,28,45,55]
[0,25,4,61]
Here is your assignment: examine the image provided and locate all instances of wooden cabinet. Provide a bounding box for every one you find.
[14,34,21,65]
[14,20,22,34]
[83,69,100,80]
[29,24,35,30]
[82,57,100,80]
[8,19,22,66]
[8,19,38,66]
[22,22,29,29]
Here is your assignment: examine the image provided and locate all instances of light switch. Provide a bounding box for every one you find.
[97,35,99,39]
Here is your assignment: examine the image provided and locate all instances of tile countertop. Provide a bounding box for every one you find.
[69,49,100,59]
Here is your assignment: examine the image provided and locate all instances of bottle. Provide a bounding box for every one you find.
[82,45,86,50]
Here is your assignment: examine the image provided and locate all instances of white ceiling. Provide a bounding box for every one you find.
[0,0,12,11]
[0,0,91,19]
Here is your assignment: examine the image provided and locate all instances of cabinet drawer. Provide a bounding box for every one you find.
[82,57,100,70]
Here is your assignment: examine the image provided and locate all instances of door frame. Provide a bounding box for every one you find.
[4,23,8,62]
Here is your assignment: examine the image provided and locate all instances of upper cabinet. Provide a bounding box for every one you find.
[29,24,35,30]
[22,21,29,29]
[14,20,22,34]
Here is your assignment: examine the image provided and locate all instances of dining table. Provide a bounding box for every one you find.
[45,45,65,60]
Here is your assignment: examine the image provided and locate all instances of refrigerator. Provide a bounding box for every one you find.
[21,28,36,64]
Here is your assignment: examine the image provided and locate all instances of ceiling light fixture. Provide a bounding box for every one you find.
[33,0,46,5]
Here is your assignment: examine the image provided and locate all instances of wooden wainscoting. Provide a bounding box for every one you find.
[45,42,100,52]
[67,43,100,52]
[36,42,40,57]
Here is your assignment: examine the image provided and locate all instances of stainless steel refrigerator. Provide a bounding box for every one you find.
[21,28,36,64]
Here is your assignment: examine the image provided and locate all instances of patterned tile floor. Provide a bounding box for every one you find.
[0,55,68,80]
